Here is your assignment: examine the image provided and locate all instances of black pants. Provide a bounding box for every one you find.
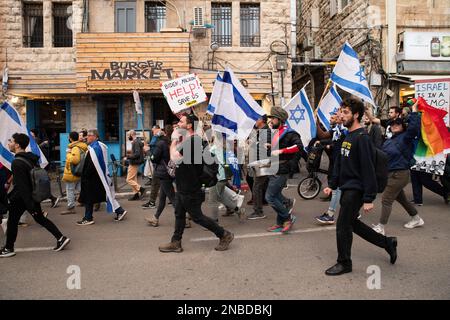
[149,176,161,204]
[172,192,224,242]
[253,176,268,213]
[336,190,388,267]
[5,200,63,250]
[410,170,445,204]
[155,179,176,219]
[246,174,254,194]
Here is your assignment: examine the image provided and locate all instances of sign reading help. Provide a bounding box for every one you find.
[161,74,207,113]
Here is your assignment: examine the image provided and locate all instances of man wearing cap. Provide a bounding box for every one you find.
[266,107,304,233]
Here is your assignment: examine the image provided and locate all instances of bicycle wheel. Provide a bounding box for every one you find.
[297,177,322,200]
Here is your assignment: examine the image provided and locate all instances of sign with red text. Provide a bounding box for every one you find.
[161,74,207,113]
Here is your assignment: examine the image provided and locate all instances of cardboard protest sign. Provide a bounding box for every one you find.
[161,74,207,113]
[415,79,450,125]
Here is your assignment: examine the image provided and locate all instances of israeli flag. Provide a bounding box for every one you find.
[0,101,48,170]
[331,42,376,108]
[284,88,316,148]
[317,85,342,131]
[207,68,265,140]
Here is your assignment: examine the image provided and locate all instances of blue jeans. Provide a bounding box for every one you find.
[265,174,290,225]
[66,181,80,209]
[328,188,342,214]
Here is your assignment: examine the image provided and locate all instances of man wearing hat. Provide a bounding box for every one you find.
[265,107,304,233]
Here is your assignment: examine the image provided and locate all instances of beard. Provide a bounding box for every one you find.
[271,122,281,129]
[343,117,354,128]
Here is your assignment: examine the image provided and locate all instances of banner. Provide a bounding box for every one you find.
[161,74,207,114]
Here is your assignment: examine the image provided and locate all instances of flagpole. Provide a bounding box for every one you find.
[314,79,332,116]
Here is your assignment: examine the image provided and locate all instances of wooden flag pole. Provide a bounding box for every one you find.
[314,79,332,116]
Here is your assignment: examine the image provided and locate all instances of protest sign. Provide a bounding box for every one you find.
[161,74,207,113]
[415,78,450,125]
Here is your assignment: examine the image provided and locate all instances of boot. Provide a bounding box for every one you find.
[145,215,159,227]
[159,240,183,253]
[215,230,234,251]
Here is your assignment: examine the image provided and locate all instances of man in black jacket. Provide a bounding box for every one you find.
[0,133,70,258]
[126,130,145,201]
[266,107,305,234]
[323,98,397,275]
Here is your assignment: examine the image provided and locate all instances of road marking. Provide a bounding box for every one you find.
[15,247,54,252]
[190,226,336,242]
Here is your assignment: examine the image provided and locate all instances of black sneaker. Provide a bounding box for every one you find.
[385,237,398,265]
[76,218,95,226]
[0,247,16,258]
[54,236,71,251]
[142,202,156,209]
[247,212,266,220]
[114,210,128,222]
[128,193,140,201]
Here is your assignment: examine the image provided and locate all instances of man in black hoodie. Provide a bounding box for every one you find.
[323,98,397,276]
[0,133,70,258]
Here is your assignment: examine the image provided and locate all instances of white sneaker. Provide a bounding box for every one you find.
[372,223,385,235]
[404,216,424,229]
[236,194,245,209]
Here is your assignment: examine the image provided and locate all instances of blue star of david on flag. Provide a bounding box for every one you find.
[289,105,306,125]
[355,66,366,82]
[329,106,339,116]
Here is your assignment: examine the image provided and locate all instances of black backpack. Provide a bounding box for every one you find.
[359,133,388,193]
[16,158,52,203]
[199,143,219,188]
[70,146,86,177]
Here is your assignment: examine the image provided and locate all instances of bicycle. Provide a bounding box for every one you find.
[109,154,128,192]
[297,144,328,200]
[48,160,66,198]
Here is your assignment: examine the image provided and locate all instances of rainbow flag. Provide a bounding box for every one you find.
[415,97,450,157]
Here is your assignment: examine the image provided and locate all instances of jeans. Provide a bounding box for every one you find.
[208,180,240,220]
[66,181,80,209]
[336,190,388,267]
[6,200,63,250]
[410,170,446,204]
[380,170,417,225]
[265,174,290,225]
[328,188,342,214]
[149,176,160,204]
[172,192,225,242]
[155,179,176,219]
[253,176,268,214]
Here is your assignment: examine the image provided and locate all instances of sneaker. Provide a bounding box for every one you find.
[76,218,95,226]
[128,193,140,201]
[372,223,385,235]
[281,215,297,234]
[286,198,296,215]
[60,209,76,215]
[267,224,283,232]
[159,240,183,253]
[114,210,127,222]
[0,247,16,258]
[385,237,398,264]
[215,231,234,251]
[315,213,335,225]
[236,194,245,209]
[247,212,267,220]
[404,215,424,229]
[51,197,60,208]
[145,215,159,227]
[139,187,146,198]
[43,211,48,218]
[410,199,423,206]
[142,202,156,209]
[54,236,71,252]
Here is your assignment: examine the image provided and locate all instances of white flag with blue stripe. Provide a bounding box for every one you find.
[317,85,342,131]
[0,101,48,170]
[331,42,376,108]
[207,68,265,140]
[284,88,316,148]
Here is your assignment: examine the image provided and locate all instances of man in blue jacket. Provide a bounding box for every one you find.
[372,101,424,236]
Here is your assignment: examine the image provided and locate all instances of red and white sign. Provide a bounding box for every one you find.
[161,74,207,113]
[415,78,450,125]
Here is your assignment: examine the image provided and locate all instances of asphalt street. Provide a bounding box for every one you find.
[1,178,449,300]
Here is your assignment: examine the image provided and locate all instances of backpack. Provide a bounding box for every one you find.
[16,158,52,203]
[70,147,86,177]
[359,133,388,193]
[200,143,219,188]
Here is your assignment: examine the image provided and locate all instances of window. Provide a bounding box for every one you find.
[53,3,73,47]
[100,100,120,142]
[240,3,260,47]
[211,3,232,47]
[115,1,136,32]
[145,1,166,32]
[23,2,43,47]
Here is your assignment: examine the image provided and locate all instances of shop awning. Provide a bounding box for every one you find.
[389,74,450,84]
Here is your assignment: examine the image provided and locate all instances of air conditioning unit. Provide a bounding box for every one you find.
[303,35,314,51]
[193,7,204,27]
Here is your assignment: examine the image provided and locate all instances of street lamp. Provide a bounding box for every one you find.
[210,42,219,70]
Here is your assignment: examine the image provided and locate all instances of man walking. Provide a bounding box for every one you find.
[0,133,70,257]
[159,114,234,252]
[323,98,397,276]
[61,131,87,214]
[126,130,145,201]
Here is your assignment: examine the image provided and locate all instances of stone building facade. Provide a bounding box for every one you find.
[0,0,298,162]
[295,0,450,112]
